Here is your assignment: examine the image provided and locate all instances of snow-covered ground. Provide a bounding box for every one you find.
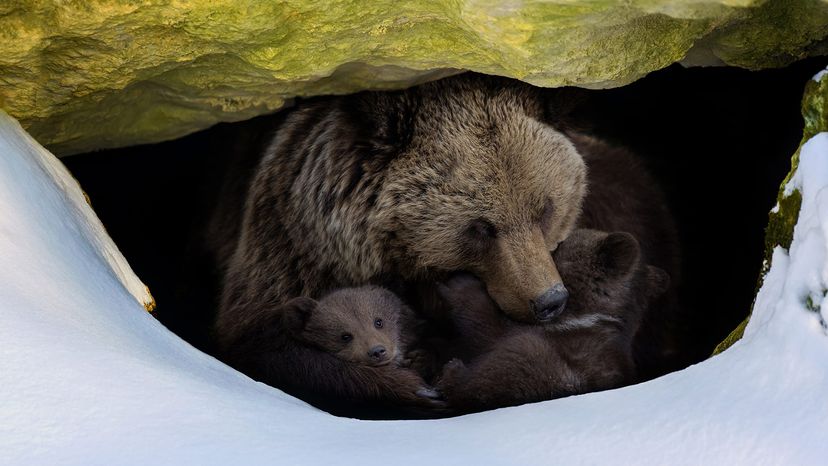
[1,104,827,465]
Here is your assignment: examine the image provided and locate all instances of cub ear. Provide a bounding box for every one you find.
[596,232,640,279]
[280,297,318,334]
[645,266,671,299]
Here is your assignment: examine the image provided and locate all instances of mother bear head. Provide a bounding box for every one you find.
[218,74,586,341]
[344,75,586,322]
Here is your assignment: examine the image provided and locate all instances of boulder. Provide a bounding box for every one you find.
[1,0,826,155]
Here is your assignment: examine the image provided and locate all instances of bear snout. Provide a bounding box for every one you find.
[533,284,569,321]
[368,345,389,363]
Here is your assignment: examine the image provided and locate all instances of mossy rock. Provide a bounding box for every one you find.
[714,68,828,354]
[1,0,827,155]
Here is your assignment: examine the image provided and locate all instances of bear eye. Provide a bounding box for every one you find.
[374,318,383,329]
[341,333,353,342]
[466,218,497,240]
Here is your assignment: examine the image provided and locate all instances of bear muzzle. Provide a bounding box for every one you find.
[368,345,391,365]
[532,283,569,321]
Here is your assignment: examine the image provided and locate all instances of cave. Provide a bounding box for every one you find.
[63,58,826,378]
[4,0,828,458]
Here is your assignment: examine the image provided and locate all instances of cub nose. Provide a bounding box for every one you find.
[533,284,569,321]
[368,345,387,360]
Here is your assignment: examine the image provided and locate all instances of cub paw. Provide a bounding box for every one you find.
[401,348,434,372]
[415,386,443,400]
[436,358,469,389]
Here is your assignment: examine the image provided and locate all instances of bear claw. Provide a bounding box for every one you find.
[416,386,443,400]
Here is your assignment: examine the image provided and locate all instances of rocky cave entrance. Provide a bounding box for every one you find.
[64,57,826,388]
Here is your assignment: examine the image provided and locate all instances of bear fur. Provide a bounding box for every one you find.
[209,73,588,405]
[435,229,669,413]
[282,286,413,367]
[221,285,444,418]
[572,133,682,379]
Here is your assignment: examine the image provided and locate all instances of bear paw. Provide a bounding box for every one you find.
[401,348,434,372]
[415,386,443,400]
[436,358,469,390]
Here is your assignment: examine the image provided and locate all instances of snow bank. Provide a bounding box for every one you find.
[1,109,827,465]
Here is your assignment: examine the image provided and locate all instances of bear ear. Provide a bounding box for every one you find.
[596,232,640,279]
[645,266,671,299]
[280,297,318,334]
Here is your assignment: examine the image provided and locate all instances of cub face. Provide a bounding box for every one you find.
[436,229,670,331]
[552,229,669,323]
[281,286,405,366]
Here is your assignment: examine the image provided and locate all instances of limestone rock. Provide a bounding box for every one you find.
[1,0,826,154]
[714,66,828,354]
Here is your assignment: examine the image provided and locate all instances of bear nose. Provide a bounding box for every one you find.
[533,284,568,321]
[368,345,387,360]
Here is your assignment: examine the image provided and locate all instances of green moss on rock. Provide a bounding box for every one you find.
[1,0,827,154]
[764,189,803,266]
[714,68,828,355]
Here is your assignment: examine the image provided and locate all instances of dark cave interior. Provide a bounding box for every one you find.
[64,57,827,377]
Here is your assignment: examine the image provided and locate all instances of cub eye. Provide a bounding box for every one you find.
[374,318,383,329]
[341,333,353,342]
[467,218,497,240]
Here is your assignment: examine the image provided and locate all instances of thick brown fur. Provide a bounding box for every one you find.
[281,286,416,367]
[221,286,444,419]
[211,74,587,384]
[572,134,682,379]
[435,229,669,413]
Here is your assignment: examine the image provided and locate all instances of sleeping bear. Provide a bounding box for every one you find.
[571,133,682,380]
[206,72,681,410]
[434,229,669,413]
[208,73,588,407]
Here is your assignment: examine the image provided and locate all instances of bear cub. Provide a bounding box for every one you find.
[220,285,443,418]
[435,229,669,413]
[282,287,410,367]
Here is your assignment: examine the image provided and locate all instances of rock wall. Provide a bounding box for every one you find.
[715,68,828,353]
[1,0,826,155]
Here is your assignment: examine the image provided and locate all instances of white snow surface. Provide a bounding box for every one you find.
[1,110,828,465]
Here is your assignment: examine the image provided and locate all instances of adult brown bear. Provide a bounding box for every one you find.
[211,74,589,333]
[207,73,589,409]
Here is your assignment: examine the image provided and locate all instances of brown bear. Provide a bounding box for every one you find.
[208,73,588,406]
[434,229,669,413]
[572,133,682,379]
[221,285,444,418]
[393,132,683,383]
[212,74,587,330]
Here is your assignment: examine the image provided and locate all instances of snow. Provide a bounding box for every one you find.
[1,109,828,465]
[813,69,827,83]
